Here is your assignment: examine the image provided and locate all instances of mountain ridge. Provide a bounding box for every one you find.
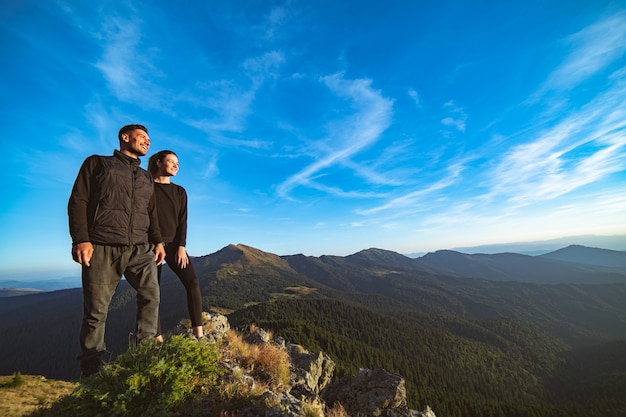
[440,234,626,256]
[1,243,625,381]
[415,248,626,284]
[540,244,626,267]
[2,243,624,293]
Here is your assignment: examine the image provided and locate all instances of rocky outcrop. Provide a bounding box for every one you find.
[289,345,335,397]
[322,368,407,415]
[184,313,436,417]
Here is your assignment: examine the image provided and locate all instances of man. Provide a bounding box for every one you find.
[68,124,166,377]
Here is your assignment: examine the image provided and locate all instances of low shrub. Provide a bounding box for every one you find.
[34,335,222,417]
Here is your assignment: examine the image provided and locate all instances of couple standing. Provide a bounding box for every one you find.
[68,124,205,377]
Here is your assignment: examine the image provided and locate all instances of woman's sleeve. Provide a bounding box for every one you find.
[174,186,188,246]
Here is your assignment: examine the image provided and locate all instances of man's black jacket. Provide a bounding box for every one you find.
[68,150,163,246]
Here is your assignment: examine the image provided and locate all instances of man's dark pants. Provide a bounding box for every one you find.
[78,243,159,376]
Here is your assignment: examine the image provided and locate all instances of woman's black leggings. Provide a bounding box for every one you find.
[156,243,204,336]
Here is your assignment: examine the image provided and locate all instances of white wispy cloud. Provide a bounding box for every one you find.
[356,161,466,215]
[186,85,256,134]
[440,101,467,133]
[441,116,466,133]
[487,81,626,207]
[92,6,287,146]
[243,51,285,81]
[477,12,626,210]
[262,4,292,41]
[201,153,220,180]
[276,73,393,197]
[94,17,165,107]
[305,180,387,199]
[408,88,420,106]
[540,11,626,92]
[340,158,406,186]
[184,51,285,147]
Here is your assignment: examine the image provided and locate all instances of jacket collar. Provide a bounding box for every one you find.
[113,150,141,168]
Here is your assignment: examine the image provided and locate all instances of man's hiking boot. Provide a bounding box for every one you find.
[129,331,159,348]
[80,356,103,379]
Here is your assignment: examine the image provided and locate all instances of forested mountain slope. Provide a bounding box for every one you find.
[229,299,625,417]
[0,242,624,416]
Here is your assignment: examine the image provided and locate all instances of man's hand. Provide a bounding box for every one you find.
[154,243,166,265]
[175,246,189,269]
[72,242,94,267]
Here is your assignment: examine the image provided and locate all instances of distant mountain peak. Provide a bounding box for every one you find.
[346,247,425,271]
[541,245,626,268]
[421,250,468,260]
[202,243,299,276]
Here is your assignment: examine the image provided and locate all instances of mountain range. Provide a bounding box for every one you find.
[0,276,81,295]
[1,243,625,416]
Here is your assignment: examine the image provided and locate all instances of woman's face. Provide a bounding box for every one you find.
[159,154,179,177]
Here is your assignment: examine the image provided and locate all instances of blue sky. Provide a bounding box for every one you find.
[1,0,625,279]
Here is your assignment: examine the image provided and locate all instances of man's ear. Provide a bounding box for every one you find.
[121,133,130,143]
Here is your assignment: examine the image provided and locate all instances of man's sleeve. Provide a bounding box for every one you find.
[67,156,97,245]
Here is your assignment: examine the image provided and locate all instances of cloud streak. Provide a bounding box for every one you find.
[356,11,626,226]
[488,67,626,207]
[94,17,167,108]
[537,11,626,95]
[355,161,466,216]
[276,73,393,197]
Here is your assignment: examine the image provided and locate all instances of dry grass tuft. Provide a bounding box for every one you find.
[256,343,291,387]
[221,329,291,391]
[224,330,259,364]
[301,397,325,417]
[325,401,349,417]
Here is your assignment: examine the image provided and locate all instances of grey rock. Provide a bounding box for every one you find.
[322,368,408,416]
[290,349,336,396]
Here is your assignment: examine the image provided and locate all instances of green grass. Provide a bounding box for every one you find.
[0,374,76,417]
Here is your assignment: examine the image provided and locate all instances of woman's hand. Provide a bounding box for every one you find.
[176,246,189,269]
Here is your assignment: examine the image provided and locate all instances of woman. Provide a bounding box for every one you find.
[148,150,204,341]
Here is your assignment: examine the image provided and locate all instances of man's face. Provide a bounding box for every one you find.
[121,129,151,157]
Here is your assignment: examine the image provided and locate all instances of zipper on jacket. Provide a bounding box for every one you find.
[128,163,135,245]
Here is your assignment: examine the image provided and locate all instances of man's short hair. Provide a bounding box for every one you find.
[118,124,148,143]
